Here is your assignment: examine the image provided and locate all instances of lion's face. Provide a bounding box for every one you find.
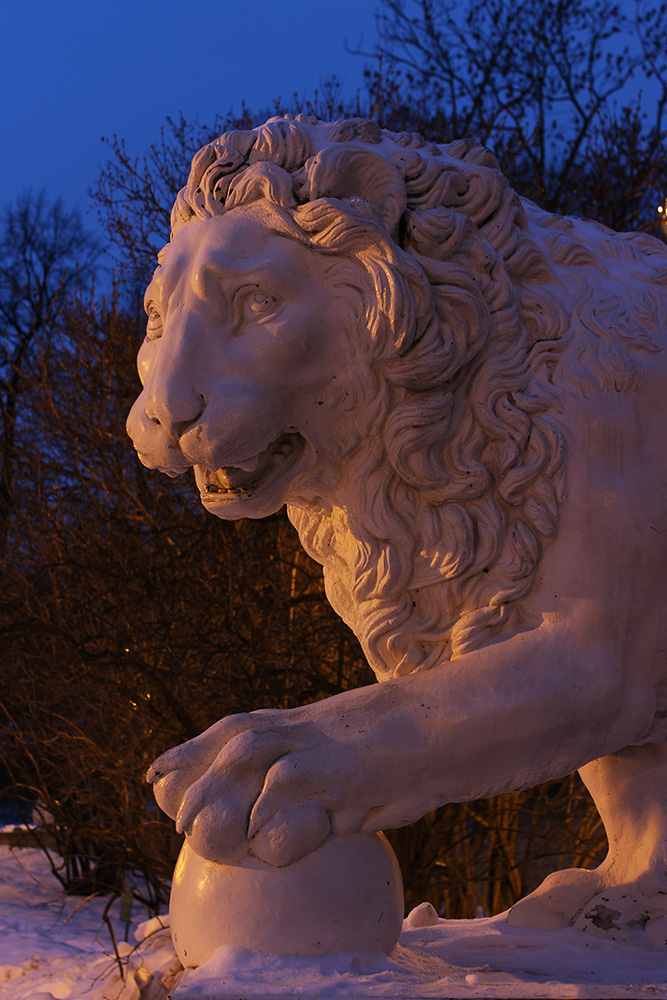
[127,204,362,518]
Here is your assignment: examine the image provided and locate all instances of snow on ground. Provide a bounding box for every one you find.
[175,917,667,1000]
[0,846,180,1000]
[2,844,667,1000]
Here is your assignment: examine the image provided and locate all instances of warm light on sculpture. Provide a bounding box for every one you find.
[127,115,667,964]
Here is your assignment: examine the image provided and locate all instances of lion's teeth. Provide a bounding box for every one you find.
[197,432,302,502]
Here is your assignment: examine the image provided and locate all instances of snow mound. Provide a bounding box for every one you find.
[0,847,180,1000]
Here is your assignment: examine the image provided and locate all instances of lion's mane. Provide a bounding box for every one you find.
[167,115,667,679]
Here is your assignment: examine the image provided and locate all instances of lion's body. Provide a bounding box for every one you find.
[128,116,667,936]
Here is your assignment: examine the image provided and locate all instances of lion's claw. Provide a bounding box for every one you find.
[250,801,331,867]
[175,797,198,836]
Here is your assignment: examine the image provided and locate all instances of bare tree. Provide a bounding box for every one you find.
[365,0,667,228]
[0,190,98,558]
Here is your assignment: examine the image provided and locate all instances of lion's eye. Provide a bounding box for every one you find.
[146,303,162,341]
[243,292,276,320]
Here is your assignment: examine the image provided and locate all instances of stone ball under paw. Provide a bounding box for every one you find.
[170,832,404,967]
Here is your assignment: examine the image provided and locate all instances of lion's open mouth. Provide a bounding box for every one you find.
[194,431,306,503]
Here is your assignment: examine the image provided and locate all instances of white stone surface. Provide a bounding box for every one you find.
[127,115,667,954]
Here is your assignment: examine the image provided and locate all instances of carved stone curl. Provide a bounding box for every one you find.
[127,115,667,963]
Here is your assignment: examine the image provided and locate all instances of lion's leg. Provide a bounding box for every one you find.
[507,741,667,942]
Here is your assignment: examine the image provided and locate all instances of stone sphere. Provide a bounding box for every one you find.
[170,833,404,967]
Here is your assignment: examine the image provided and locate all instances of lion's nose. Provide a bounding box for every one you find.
[144,383,205,441]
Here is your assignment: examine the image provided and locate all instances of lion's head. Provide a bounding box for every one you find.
[127,115,667,680]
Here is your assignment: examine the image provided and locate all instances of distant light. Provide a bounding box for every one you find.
[659,205,664,214]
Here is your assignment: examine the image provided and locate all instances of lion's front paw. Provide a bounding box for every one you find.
[149,711,341,867]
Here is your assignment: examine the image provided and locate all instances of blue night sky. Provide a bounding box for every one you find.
[4,0,663,238]
[1,0,378,223]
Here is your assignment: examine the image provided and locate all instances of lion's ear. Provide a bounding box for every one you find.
[300,147,406,239]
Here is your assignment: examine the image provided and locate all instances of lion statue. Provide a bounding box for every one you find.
[127,115,667,941]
